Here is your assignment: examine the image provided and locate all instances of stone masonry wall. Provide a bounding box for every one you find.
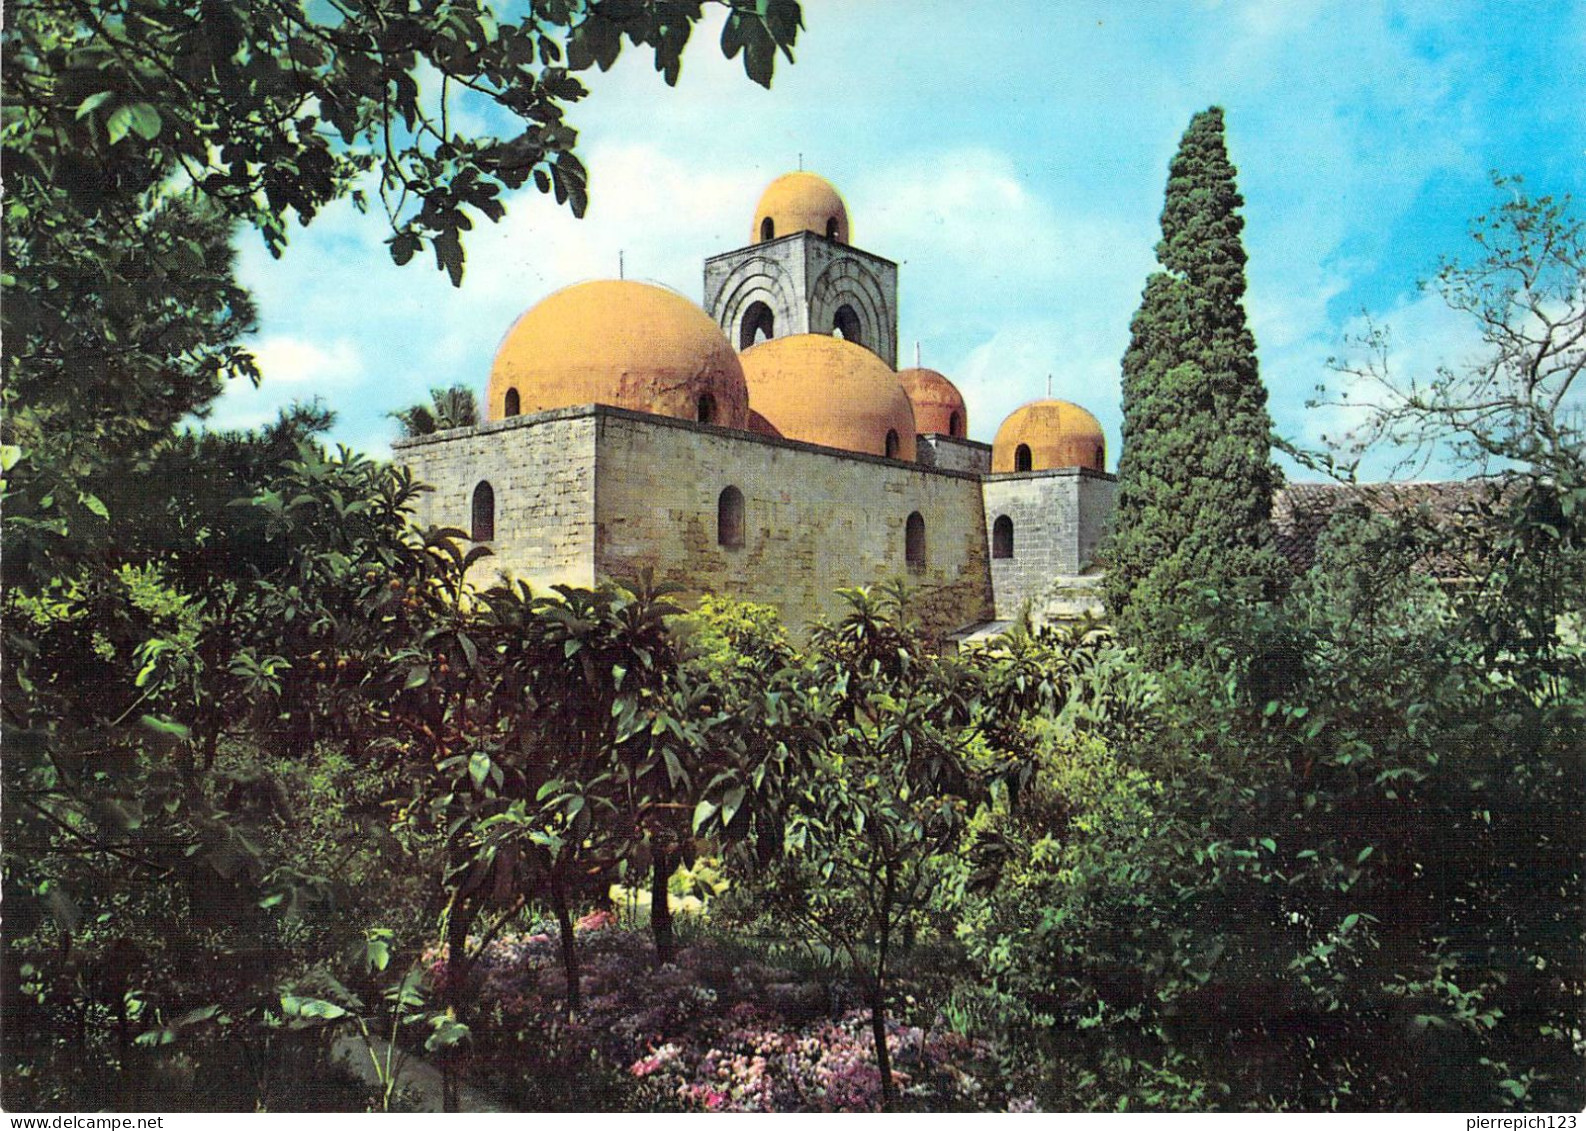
[917,435,992,475]
[591,408,992,644]
[393,410,598,591]
[982,469,1116,620]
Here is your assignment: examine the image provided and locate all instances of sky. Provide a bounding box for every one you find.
[207,1,1586,481]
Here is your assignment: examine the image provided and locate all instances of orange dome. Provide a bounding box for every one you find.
[992,399,1106,473]
[897,367,968,438]
[753,172,850,244]
[487,280,749,428]
[740,335,916,460]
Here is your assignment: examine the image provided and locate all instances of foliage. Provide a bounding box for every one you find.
[1104,105,1287,662]
[391,385,481,438]
[2,0,802,277]
[706,585,996,1108]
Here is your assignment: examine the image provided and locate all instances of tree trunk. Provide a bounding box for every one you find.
[869,979,895,1109]
[650,848,675,967]
[550,880,581,1015]
[442,899,472,1114]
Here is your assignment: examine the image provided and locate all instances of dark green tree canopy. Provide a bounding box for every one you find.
[1105,106,1285,659]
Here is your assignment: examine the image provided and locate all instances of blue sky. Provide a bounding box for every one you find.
[208,1,1586,480]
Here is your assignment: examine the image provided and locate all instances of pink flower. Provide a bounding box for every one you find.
[576,908,618,933]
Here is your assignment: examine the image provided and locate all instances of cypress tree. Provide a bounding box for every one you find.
[1104,107,1285,660]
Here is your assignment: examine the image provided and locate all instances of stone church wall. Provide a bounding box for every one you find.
[394,410,599,591]
[590,407,993,643]
[982,469,1116,620]
[916,434,992,475]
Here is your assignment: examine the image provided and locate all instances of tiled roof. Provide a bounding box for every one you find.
[1271,479,1507,576]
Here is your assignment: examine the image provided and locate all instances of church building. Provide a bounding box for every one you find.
[395,172,1117,644]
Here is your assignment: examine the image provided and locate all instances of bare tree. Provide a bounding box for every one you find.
[1313,175,1583,481]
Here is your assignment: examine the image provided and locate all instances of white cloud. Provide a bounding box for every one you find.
[201,335,367,433]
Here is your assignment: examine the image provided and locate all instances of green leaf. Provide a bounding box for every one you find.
[107,102,162,144]
[721,785,746,828]
[692,798,717,832]
[79,492,110,519]
[75,91,115,119]
[139,714,192,740]
[281,995,348,1024]
[468,751,491,790]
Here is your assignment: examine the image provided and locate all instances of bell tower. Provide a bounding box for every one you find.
[704,172,899,368]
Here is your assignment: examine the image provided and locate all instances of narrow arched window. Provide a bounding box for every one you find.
[826,216,840,241]
[760,216,775,241]
[1093,443,1105,471]
[1015,443,1033,472]
[905,511,926,571]
[471,481,495,542]
[504,388,521,417]
[717,486,744,549]
[948,411,962,437]
[697,392,718,424]
[740,301,775,350]
[992,515,1014,559]
[884,429,900,459]
[833,305,862,346]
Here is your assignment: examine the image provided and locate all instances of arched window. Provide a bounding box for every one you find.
[697,392,718,424]
[825,216,840,241]
[833,305,862,346]
[948,411,962,438]
[884,429,900,459]
[504,388,521,417]
[740,301,775,350]
[717,486,744,549]
[760,216,775,241]
[905,511,926,571]
[471,481,495,542]
[1093,443,1105,471]
[1014,443,1033,472]
[992,515,1014,559]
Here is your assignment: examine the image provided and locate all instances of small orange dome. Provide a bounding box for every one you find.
[992,399,1106,473]
[741,335,916,460]
[753,172,850,244]
[487,280,749,428]
[898,367,968,438]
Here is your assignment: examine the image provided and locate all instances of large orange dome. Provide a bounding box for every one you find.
[897,367,967,438]
[486,280,750,428]
[740,335,916,460]
[992,399,1106,473]
[752,172,850,244]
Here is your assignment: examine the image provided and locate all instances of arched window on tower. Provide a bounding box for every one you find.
[833,305,862,346]
[504,388,521,417]
[905,511,926,571]
[717,486,744,549]
[884,429,900,459]
[740,302,775,350]
[948,411,962,438]
[1014,443,1033,472]
[471,481,495,542]
[760,217,775,242]
[697,393,718,424]
[826,216,840,241]
[992,515,1014,560]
